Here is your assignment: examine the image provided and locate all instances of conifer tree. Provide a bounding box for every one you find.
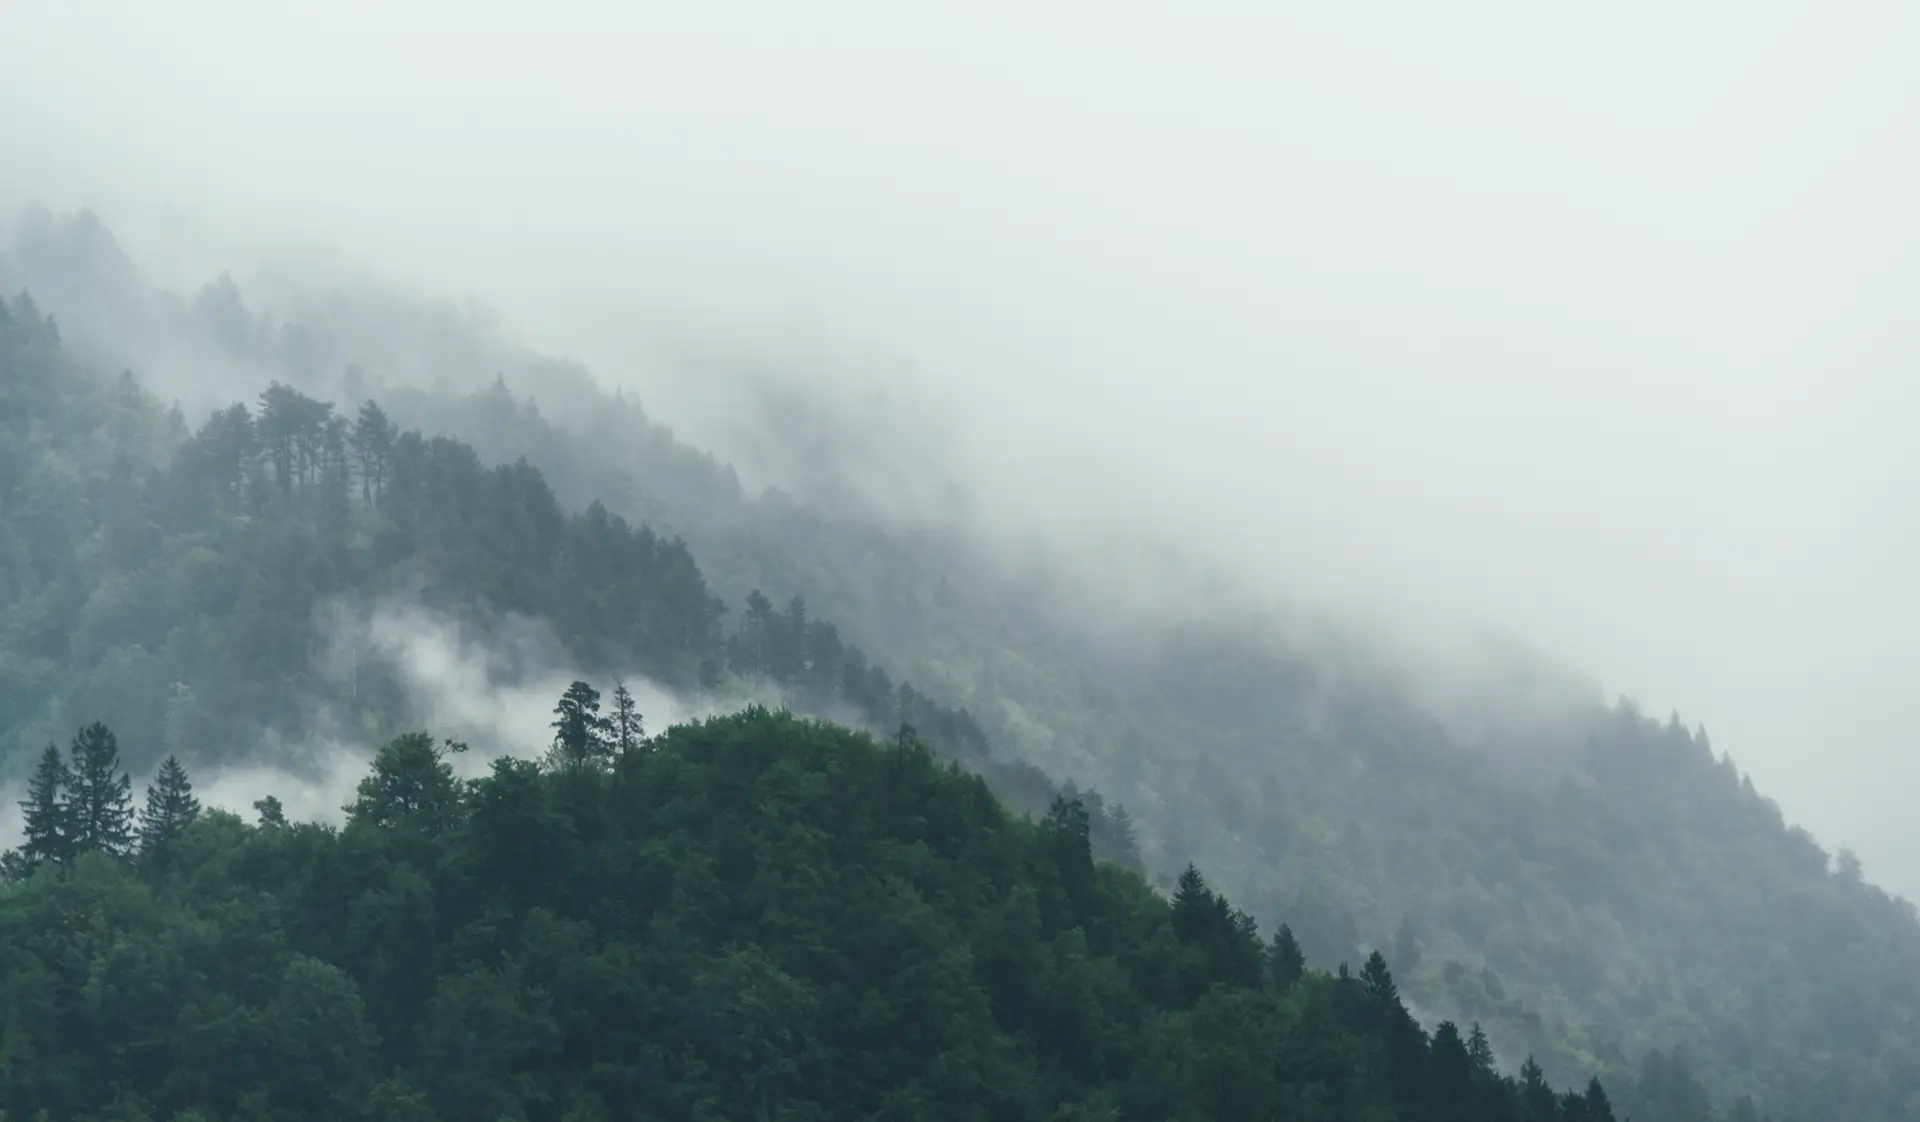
[1360,950,1401,1019]
[67,722,134,858]
[1268,923,1306,991]
[138,755,201,854]
[1519,1056,1558,1120]
[1171,864,1213,943]
[609,679,644,758]
[1044,796,1093,869]
[1584,1076,1617,1122]
[550,680,613,774]
[254,795,287,827]
[20,743,73,869]
[1468,1021,1497,1076]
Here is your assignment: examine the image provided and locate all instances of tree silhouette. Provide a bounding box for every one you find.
[68,722,134,858]
[138,755,202,855]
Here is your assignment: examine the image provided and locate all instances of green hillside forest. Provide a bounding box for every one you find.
[6,702,1631,1122]
[6,214,1917,1119]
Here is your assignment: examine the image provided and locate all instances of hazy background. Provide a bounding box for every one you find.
[4,4,1918,890]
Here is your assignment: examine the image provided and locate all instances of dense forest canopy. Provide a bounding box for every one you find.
[4,213,1919,1120]
[5,700,1662,1121]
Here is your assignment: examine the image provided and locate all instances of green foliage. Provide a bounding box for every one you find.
[0,241,1895,1121]
[136,754,200,856]
[0,708,1640,1122]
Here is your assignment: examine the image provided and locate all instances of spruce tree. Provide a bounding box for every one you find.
[67,722,134,858]
[1360,950,1401,1018]
[1467,1022,1497,1076]
[1268,923,1306,991]
[1170,864,1213,943]
[19,743,73,868]
[137,755,201,854]
[1519,1057,1559,1120]
[1583,1077,1616,1122]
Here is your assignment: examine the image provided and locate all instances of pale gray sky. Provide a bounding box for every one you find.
[4,3,1918,889]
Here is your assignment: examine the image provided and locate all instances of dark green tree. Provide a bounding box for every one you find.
[1360,950,1400,1019]
[549,680,612,774]
[137,754,201,854]
[609,679,644,758]
[348,732,464,834]
[1519,1056,1559,1120]
[1171,864,1213,943]
[19,743,74,869]
[1267,923,1306,991]
[1043,795,1095,912]
[1468,1021,1497,1076]
[1585,1076,1617,1122]
[254,794,287,827]
[68,722,135,858]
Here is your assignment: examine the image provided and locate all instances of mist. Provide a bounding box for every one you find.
[4,4,1918,891]
[2,597,716,848]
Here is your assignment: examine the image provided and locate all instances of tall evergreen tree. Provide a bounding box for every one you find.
[67,722,135,858]
[19,743,73,869]
[1043,795,1095,908]
[1360,950,1401,1018]
[1170,864,1213,943]
[1468,1022,1497,1076]
[1267,923,1306,991]
[549,681,612,774]
[137,755,201,855]
[1583,1077,1617,1122]
[1519,1056,1558,1120]
[609,680,644,758]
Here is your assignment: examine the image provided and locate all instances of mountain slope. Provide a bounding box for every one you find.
[4,705,1638,1121]
[4,212,1912,1120]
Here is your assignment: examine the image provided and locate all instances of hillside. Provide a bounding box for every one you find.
[5,703,1636,1121]
[5,214,1915,1119]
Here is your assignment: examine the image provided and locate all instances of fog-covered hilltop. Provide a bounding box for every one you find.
[4,211,1913,1120]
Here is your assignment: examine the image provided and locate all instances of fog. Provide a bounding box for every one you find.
[4,4,1918,890]
[1,596,715,850]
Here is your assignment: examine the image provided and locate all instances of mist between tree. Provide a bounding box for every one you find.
[2,595,721,851]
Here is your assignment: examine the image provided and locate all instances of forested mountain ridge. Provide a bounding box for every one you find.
[6,211,1919,1120]
[0,287,1143,862]
[4,701,1651,1121]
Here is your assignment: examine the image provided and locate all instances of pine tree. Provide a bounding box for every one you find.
[254,795,287,827]
[1583,1077,1616,1122]
[550,680,612,774]
[1268,923,1306,991]
[67,722,134,858]
[1519,1057,1558,1120]
[1044,796,1094,884]
[1171,864,1213,943]
[609,679,644,758]
[137,755,201,855]
[19,743,73,869]
[1360,950,1401,1019]
[1467,1022,1497,1076]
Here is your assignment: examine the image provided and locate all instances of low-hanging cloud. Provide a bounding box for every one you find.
[3,2,1919,895]
[2,597,721,849]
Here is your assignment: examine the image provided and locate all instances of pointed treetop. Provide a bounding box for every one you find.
[138,755,202,855]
